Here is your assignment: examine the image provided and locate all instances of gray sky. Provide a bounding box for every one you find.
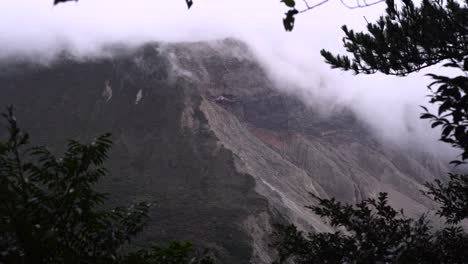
[0,0,452,156]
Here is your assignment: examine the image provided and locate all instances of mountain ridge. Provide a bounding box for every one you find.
[0,38,448,263]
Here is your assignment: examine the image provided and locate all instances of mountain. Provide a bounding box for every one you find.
[0,39,448,263]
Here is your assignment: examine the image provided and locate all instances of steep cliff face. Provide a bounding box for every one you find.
[0,39,448,263]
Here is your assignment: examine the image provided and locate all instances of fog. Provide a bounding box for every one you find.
[0,0,456,158]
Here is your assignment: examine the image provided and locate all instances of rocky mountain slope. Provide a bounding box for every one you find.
[0,39,448,263]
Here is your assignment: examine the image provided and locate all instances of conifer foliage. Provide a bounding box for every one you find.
[321,0,468,164]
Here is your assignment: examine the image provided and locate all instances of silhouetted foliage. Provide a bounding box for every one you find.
[272,193,468,263]
[273,0,468,263]
[320,0,468,223]
[321,0,468,162]
[54,0,76,5]
[424,173,468,224]
[0,106,214,264]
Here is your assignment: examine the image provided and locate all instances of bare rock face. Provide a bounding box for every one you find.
[0,39,448,263]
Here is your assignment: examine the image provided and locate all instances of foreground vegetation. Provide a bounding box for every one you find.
[0,106,213,263]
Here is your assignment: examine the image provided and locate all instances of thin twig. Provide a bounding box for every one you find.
[340,0,384,9]
[363,15,370,24]
[298,0,384,14]
[299,0,330,13]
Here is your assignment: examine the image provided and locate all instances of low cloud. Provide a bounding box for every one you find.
[0,0,456,158]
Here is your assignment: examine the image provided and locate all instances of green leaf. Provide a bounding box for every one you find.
[442,125,454,138]
[438,101,451,115]
[281,0,296,7]
[455,126,465,140]
[54,0,76,5]
[431,121,444,128]
[449,160,463,166]
[420,113,435,119]
[283,9,298,31]
[185,0,193,9]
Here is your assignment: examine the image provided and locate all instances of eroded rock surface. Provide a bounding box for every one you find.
[0,39,448,263]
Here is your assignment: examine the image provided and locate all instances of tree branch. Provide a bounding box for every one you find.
[299,0,384,13]
[339,0,384,9]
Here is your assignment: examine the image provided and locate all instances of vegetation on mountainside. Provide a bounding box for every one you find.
[273,0,468,263]
[0,106,214,264]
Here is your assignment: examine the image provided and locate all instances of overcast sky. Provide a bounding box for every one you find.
[0,0,453,156]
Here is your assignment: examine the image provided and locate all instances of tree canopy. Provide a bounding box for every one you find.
[272,193,468,263]
[321,0,468,163]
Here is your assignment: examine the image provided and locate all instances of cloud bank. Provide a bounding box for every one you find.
[0,0,455,158]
